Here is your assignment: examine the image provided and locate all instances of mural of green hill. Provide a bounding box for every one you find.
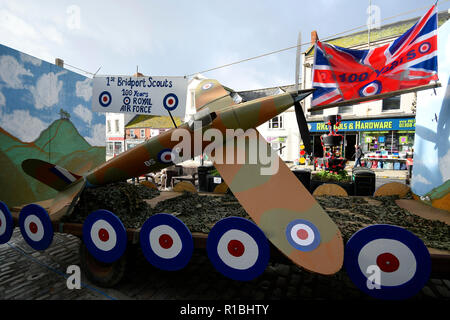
[0,119,105,208]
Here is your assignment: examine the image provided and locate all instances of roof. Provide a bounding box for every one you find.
[125,115,182,129]
[305,10,450,56]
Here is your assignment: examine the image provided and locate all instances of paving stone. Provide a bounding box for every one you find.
[443,279,450,290]
[421,286,437,298]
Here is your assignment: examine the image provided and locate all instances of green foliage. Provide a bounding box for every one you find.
[313,170,350,183]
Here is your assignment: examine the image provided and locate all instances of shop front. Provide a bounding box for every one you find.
[307,116,415,168]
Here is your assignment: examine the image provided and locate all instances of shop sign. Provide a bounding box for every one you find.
[308,117,415,132]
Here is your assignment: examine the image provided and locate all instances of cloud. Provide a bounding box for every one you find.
[29,71,65,109]
[0,9,40,41]
[0,55,33,89]
[73,104,92,125]
[0,109,48,142]
[84,123,105,147]
[76,78,92,101]
[413,174,432,185]
[439,149,450,182]
[20,52,42,66]
[0,90,5,107]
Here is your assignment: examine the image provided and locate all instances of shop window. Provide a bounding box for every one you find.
[106,142,114,155]
[338,105,353,114]
[382,96,401,111]
[310,108,323,116]
[269,116,283,129]
[114,142,122,155]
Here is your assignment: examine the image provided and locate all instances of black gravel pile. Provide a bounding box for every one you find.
[154,193,250,233]
[63,182,160,228]
[317,195,450,251]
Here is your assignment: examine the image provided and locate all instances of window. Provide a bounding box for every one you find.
[107,120,111,133]
[114,142,122,155]
[140,129,145,138]
[130,129,135,137]
[115,119,120,133]
[106,142,114,155]
[338,105,353,114]
[382,96,401,111]
[269,116,283,129]
[271,142,284,155]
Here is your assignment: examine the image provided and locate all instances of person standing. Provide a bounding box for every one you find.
[354,144,363,168]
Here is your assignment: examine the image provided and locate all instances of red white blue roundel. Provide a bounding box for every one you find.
[99,91,112,107]
[123,96,131,105]
[157,148,174,164]
[82,210,127,263]
[163,93,179,111]
[359,80,382,97]
[418,42,431,54]
[344,224,431,300]
[140,213,193,271]
[286,219,321,252]
[207,217,270,281]
[202,83,214,90]
[19,204,53,251]
[0,201,14,244]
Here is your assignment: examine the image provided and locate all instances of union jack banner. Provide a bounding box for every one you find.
[311,3,438,108]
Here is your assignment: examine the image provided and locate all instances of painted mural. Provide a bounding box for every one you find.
[412,20,450,211]
[0,43,105,208]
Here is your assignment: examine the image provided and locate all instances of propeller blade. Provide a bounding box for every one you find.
[294,100,312,155]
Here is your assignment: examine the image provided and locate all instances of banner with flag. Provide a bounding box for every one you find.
[311,3,438,108]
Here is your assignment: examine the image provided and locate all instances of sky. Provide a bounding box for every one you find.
[0,0,449,91]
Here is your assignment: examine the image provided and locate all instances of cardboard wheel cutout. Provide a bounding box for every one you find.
[0,201,14,244]
[207,217,270,281]
[140,213,193,271]
[82,210,127,263]
[19,204,53,250]
[344,224,431,300]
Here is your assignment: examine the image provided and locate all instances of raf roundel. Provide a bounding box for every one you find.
[99,91,112,107]
[0,201,14,244]
[201,83,214,90]
[163,93,179,111]
[140,213,193,271]
[19,204,53,250]
[82,210,127,263]
[207,217,270,281]
[286,219,321,252]
[123,97,131,105]
[359,80,382,97]
[418,42,431,54]
[157,148,174,164]
[344,224,431,300]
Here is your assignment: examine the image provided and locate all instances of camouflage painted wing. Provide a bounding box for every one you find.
[195,79,236,113]
[213,131,344,275]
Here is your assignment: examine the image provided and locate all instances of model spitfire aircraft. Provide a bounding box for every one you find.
[0,78,431,300]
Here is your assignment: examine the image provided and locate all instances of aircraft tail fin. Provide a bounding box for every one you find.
[22,159,83,191]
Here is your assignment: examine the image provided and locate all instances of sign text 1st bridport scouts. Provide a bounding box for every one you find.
[92,76,188,117]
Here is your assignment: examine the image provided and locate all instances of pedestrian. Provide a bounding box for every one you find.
[354,144,363,168]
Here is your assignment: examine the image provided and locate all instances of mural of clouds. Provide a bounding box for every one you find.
[85,123,106,147]
[73,104,92,125]
[76,78,92,102]
[29,71,65,109]
[0,54,33,89]
[0,109,48,142]
[20,52,42,66]
[0,90,5,107]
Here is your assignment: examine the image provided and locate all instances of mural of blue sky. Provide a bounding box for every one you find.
[412,20,450,196]
[0,43,104,146]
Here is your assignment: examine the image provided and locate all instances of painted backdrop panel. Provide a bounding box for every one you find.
[0,43,105,207]
[412,20,450,211]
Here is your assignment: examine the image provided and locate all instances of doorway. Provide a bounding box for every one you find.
[345,134,357,160]
[313,135,324,158]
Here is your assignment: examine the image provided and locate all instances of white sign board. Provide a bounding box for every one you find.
[92,76,187,117]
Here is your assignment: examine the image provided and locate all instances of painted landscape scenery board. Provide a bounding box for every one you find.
[0,43,105,208]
